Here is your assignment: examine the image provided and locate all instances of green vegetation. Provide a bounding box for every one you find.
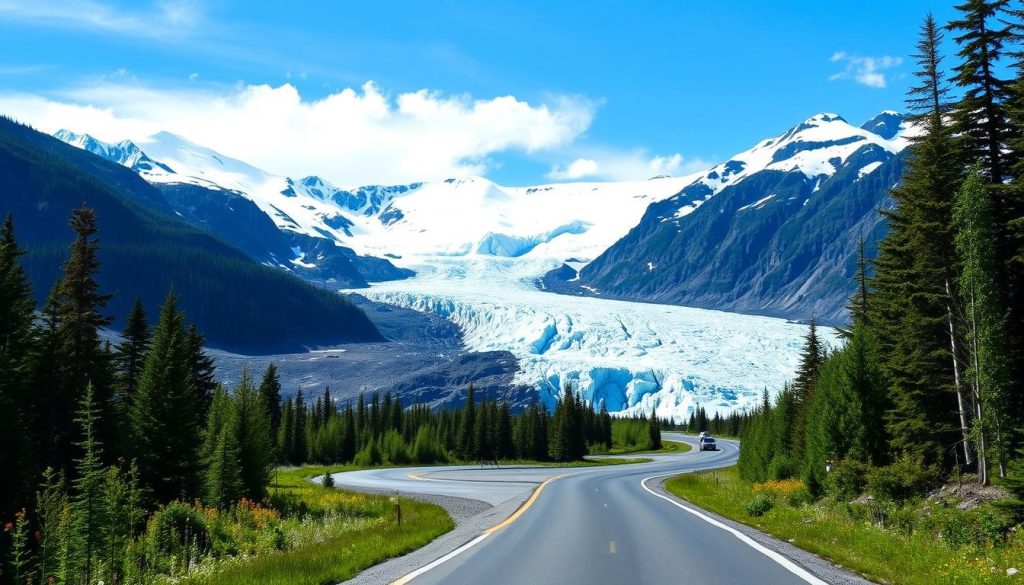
[667,467,1024,585]
[711,5,1024,582]
[0,204,677,584]
[168,466,453,585]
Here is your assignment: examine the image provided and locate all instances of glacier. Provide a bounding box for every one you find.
[350,257,837,421]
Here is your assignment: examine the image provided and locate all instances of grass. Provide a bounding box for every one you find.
[664,466,1024,585]
[612,439,691,456]
[173,466,454,585]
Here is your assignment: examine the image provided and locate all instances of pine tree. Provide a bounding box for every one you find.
[648,407,663,450]
[188,323,217,418]
[278,397,295,463]
[41,206,117,472]
[35,467,67,585]
[258,363,283,439]
[0,214,35,518]
[790,319,824,458]
[113,299,150,435]
[949,0,1012,186]
[202,385,243,508]
[69,383,109,585]
[457,384,476,460]
[291,388,307,464]
[233,369,274,500]
[129,291,203,503]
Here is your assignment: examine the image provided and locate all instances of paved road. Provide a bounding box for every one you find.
[331,435,856,585]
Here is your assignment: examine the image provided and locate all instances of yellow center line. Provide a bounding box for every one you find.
[390,472,570,585]
[485,473,567,535]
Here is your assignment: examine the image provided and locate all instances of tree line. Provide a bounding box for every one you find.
[0,206,671,583]
[738,1,1024,506]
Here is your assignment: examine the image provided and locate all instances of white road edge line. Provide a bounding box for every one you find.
[640,470,829,585]
[391,533,490,585]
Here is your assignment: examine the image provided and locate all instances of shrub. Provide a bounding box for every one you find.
[865,457,939,502]
[826,459,869,501]
[323,470,335,488]
[151,501,210,556]
[768,454,797,480]
[745,493,774,517]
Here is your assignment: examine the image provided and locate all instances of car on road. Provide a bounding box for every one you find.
[698,435,717,451]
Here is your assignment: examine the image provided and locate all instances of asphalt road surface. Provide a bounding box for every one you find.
[331,435,859,585]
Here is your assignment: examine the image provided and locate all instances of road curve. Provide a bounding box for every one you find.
[331,435,865,585]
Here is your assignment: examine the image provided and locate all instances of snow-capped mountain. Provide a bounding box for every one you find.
[53,110,907,419]
[54,129,701,274]
[545,111,912,323]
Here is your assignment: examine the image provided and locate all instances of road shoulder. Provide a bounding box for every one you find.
[650,477,876,585]
[340,488,531,584]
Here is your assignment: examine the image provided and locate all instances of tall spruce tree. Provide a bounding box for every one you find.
[113,299,150,431]
[53,206,116,469]
[201,385,243,508]
[790,319,824,459]
[258,363,283,439]
[233,370,274,500]
[0,214,35,518]
[872,14,966,469]
[457,384,476,460]
[187,323,217,419]
[129,291,203,503]
[69,383,109,585]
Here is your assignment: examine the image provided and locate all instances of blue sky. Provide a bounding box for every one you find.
[0,0,958,186]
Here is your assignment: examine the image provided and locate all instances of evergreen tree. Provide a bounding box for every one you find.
[278,397,295,463]
[0,214,35,518]
[868,15,968,471]
[457,384,476,460]
[648,407,663,450]
[52,206,116,470]
[233,370,274,500]
[187,323,217,419]
[69,384,109,585]
[35,467,67,585]
[790,319,824,458]
[201,386,242,508]
[113,299,150,435]
[129,291,203,504]
[949,0,1012,186]
[291,388,307,464]
[258,363,283,438]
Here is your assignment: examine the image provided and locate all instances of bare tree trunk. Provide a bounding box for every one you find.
[969,289,988,486]
[945,279,972,466]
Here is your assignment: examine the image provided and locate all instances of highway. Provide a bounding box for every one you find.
[331,434,863,585]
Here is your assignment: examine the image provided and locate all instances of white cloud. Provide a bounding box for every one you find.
[829,52,902,89]
[0,81,595,186]
[547,150,709,182]
[0,0,205,40]
[547,158,600,180]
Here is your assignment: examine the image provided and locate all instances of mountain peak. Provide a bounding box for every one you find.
[860,110,905,140]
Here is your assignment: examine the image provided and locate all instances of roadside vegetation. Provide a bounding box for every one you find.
[0,206,679,584]
[667,467,1022,585]
[670,4,1024,583]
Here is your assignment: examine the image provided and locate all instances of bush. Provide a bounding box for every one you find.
[745,493,774,517]
[767,454,797,480]
[866,457,939,502]
[323,470,335,488]
[151,501,210,556]
[826,459,869,501]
